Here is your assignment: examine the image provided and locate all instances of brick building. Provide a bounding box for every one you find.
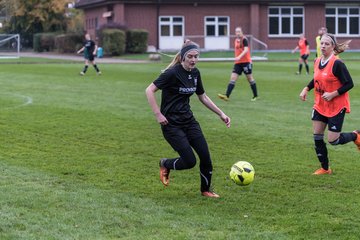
[75,0,360,51]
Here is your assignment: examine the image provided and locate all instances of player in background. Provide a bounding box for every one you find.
[315,27,327,58]
[299,33,360,175]
[292,33,310,75]
[145,40,231,198]
[218,27,259,101]
[77,33,101,76]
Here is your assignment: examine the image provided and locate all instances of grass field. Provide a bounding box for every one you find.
[0,56,360,239]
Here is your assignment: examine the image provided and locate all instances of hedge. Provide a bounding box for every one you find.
[55,34,83,53]
[33,33,58,52]
[126,29,148,53]
[101,29,126,56]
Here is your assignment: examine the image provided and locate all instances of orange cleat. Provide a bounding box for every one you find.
[313,168,332,175]
[159,158,170,186]
[353,130,360,151]
[201,191,220,198]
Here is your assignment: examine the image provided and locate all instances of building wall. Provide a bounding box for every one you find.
[82,2,360,51]
[83,7,107,39]
[123,4,253,49]
[125,5,158,47]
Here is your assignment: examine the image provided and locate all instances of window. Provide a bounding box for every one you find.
[205,16,229,36]
[326,6,360,35]
[159,16,184,37]
[86,18,99,30]
[268,7,304,36]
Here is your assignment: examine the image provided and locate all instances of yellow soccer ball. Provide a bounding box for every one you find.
[229,161,255,186]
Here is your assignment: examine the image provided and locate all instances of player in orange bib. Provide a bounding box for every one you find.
[299,33,360,175]
[218,27,258,101]
[292,34,310,75]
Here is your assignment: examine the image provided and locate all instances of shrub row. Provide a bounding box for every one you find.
[34,32,83,53]
[33,29,148,56]
[101,28,148,56]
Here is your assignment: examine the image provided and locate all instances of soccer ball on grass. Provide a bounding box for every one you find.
[229,161,255,186]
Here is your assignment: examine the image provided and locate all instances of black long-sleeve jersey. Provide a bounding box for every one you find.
[307,59,354,95]
[153,64,205,125]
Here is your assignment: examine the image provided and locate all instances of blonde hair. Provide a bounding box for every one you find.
[323,33,351,55]
[163,39,199,72]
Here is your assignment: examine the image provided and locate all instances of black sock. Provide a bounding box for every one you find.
[82,65,88,73]
[226,80,236,97]
[330,132,357,145]
[298,64,303,73]
[93,64,100,72]
[305,64,309,74]
[314,134,329,170]
[250,80,258,98]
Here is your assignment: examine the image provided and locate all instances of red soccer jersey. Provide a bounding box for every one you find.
[298,38,309,55]
[234,37,251,64]
[313,55,350,117]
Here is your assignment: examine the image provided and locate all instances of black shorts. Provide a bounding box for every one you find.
[232,63,252,75]
[161,120,204,151]
[301,54,309,61]
[311,108,346,132]
[85,54,95,61]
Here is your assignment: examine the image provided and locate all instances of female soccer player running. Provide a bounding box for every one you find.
[299,33,360,175]
[77,33,101,76]
[145,40,231,198]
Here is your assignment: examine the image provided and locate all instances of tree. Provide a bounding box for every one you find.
[2,0,73,47]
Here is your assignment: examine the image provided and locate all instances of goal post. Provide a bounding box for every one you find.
[0,34,20,59]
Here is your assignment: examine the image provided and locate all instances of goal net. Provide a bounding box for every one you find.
[0,34,20,59]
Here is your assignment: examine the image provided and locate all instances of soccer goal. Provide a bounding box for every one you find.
[0,34,20,59]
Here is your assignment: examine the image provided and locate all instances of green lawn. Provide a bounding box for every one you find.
[0,57,360,239]
[121,51,360,61]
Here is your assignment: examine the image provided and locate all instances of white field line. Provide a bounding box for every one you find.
[0,93,33,110]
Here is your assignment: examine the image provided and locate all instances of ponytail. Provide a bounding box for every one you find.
[323,33,351,55]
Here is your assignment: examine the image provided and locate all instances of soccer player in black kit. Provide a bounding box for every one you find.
[145,40,231,198]
[77,33,101,76]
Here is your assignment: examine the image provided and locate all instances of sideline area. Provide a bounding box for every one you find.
[19,52,149,63]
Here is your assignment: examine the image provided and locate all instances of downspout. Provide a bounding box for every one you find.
[156,0,160,49]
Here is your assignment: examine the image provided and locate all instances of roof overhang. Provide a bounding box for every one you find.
[75,0,360,9]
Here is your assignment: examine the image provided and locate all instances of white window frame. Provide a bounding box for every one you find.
[326,6,360,36]
[268,6,304,37]
[204,16,230,37]
[159,16,184,37]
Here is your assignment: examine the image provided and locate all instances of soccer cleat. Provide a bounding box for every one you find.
[313,168,332,175]
[353,130,360,151]
[97,71,102,75]
[295,72,300,75]
[201,191,220,198]
[251,96,259,102]
[159,158,170,186]
[217,93,229,101]
[80,71,85,76]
